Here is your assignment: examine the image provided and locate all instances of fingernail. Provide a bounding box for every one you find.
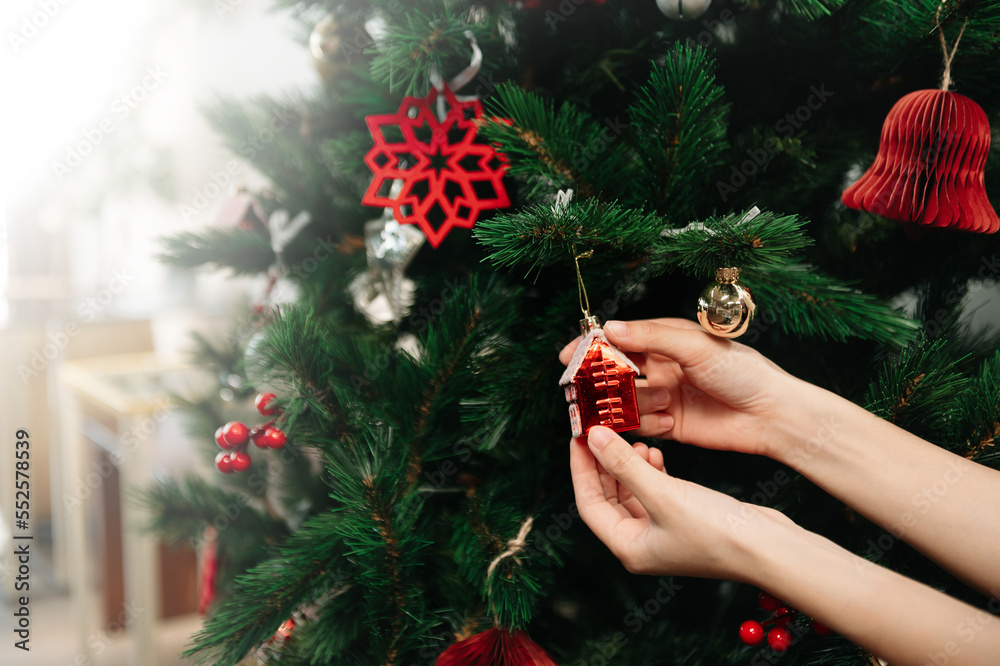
[605,320,627,337]
[660,415,675,431]
[653,388,670,408]
[588,426,613,451]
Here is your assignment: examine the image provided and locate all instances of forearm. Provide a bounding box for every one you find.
[769,378,1000,596]
[742,516,1000,665]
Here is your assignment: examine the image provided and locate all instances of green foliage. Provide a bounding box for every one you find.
[778,0,847,20]
[184,512,349,665]
[160,228,275,274]
[479,84,634,202]
[744,263,921,345]
[627,42,730,216]
[864,338,970,445]
[366,1,502,97]
[140,476,288,553]
[654,208,812,278]
[959,352,1000,464]
[476,198,664,274]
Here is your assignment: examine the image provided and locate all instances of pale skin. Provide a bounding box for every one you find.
[560,318,1000,665]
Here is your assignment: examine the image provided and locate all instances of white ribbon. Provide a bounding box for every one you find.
[428,30,483,121]
[269,210,313,264]
[660,205,761,238]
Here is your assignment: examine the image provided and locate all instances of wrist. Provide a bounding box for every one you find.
[763,377,857,469]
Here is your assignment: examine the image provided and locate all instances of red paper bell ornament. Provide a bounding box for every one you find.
[436,628,556,666]
[362,85,510,248]
[841,88,998,234]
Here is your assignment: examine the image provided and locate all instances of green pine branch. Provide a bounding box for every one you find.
[960,352,1000,463]
[743,264,921,345]
[479,84,634,202]
[654,208,812,279]
[140,477,288,552]
[475,198,664,274]
[864,339,970,445]
[627,42,730,216]
[184,512,348,665]
[366,2,501,97]
[775,0,846,20]
[160,228,275,274]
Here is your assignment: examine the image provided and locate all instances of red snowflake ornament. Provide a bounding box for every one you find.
[362,85,510,248]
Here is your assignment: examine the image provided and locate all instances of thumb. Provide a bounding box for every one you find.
[587,427,668,513]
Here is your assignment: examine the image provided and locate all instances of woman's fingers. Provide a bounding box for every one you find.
[648,446,665,473]
[585,427,670,521]
[637,386,671,413]
[570,437,635,538]
[637,412,675,437]
[605,320,728,369]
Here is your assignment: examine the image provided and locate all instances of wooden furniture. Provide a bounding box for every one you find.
[58,352,205,665]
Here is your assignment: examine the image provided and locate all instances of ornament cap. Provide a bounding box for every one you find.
[579,313,602,335]
[715,267,740,284]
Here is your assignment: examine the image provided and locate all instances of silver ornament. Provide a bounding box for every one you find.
[697,267,756,338]
[656,0,712,20]
[351,201,425,324]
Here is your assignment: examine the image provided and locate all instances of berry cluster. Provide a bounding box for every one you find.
[214,393,287,474]
[738,591,833,653]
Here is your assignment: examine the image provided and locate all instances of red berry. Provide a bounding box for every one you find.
[215,452,233,474]
[767,627,792,652]
[811,619,833,636]
[252,429,270,449]
[230,451,252,472]
[223,422,250,447]
[256,393,278,416]
[264,427,287,449]
[758,591,783,611]
[739,620,765,646]
[277,618,295,638]
[215,427,231,450]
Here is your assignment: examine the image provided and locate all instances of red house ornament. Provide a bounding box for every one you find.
[559,316,640,438]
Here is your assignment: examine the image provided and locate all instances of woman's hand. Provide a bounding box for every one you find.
[560,319,805,458]
[571,425,792,581]
[572,426,1000,665]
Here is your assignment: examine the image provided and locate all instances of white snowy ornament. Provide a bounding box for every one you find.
[656,0,712,20]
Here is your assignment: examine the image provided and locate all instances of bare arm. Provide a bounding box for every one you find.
[573,427,1000,666]
[769,377,1000,597]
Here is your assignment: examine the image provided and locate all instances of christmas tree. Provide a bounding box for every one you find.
[145,0,1000,663]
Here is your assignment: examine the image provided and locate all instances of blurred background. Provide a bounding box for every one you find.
[1,0,316,662]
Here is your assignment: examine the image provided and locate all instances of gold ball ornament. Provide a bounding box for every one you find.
[697,267,756,339]
[309,13,343,81]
